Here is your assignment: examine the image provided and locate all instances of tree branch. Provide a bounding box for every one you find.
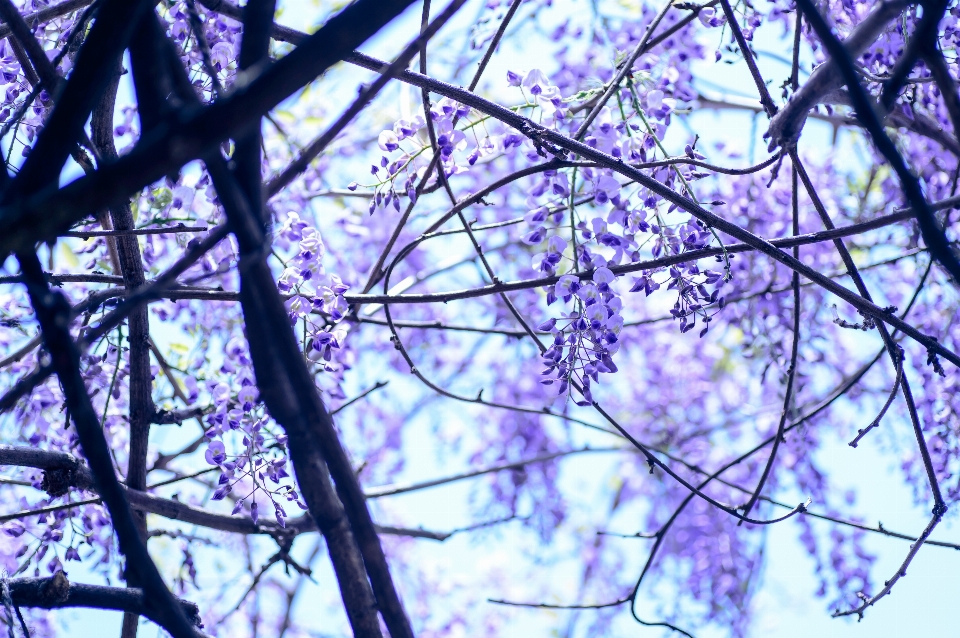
[7,574,203,632]
[765,0,911,150]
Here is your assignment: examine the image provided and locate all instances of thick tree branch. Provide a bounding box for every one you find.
[7,574,203,632]
[0,444,467,543]
[0,0,417,256]
[136,31,376,618]
[765,0,911,150]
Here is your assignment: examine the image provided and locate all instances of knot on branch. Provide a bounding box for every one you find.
[153,408,178,424]
[181,599,203,628]
[41,571,70,605]
[926,343,946,378]
[518,121,564,158]
[40,465,75,498]
[831,305,876,331]
[764,99,803,154]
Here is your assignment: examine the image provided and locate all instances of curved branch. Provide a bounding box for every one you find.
[766,0,911,149]
[340,206,926,305]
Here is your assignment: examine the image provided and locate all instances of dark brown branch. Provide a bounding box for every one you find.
[0,445,96,491]
[718,0,778,117]
[1,4,44,87]
[330,381,389,416]
[574,0,674,138]
[210,164,389,633]
[0,444,474,544]
[833,511,945,619]
[765,0,911,149]
[90,37,156,638]
[0,334,41,369]
[848,345,904,447]
[148,338,192,406]
[603,493,960,551]
[8,574,203,631]
[61,225,208,238]
[337,206,925,304]
[0,0,419,256]
[0,496,102,524]
[231,0,276,235]
[0,272,125,284]
[488,597,628,610]
[364,447,623,498]
[0,482,475,543]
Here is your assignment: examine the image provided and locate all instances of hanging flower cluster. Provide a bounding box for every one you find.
[202,362,307,528]
[276,212,351,367]
[538,268,623,404]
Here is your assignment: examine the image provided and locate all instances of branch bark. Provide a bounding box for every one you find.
[765,0,911,150]
[7,574,203,633]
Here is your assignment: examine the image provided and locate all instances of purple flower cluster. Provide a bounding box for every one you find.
[201,351,307,528]
[538,268,622,403]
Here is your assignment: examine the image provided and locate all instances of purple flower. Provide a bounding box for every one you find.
[522,69,551,96]
[555,274,581,299]
[205,440,227,466]
[522,227,547,245]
